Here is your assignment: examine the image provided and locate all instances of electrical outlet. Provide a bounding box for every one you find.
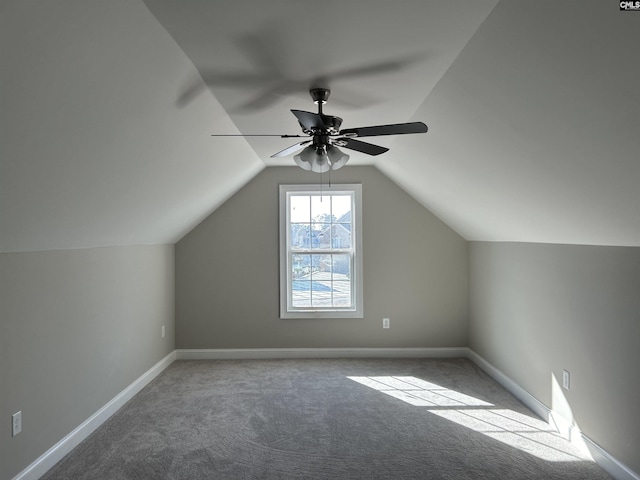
[161,326,165,338]
[12,411,22,437]
[562,370,570,390]
[383,318,390,329]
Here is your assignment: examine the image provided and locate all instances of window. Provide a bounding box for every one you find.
[279,184,363,318]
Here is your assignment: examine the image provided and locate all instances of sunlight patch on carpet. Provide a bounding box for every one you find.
[347,376,592,463]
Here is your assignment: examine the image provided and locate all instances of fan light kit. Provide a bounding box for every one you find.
[212,88,428,172]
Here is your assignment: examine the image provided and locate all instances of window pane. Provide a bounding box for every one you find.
[331,224,351,249]
[310,254,332,307]
[332,195,352,221]
[291,253,311,307]
[332,254,351,280]
[290,224,311,249]
[332,254,352,307]
[311,254,332,279]
[291,282,311,307]
[315,224,331,249]
[291,254,310,279]
[290,195,310,223]
[332,281,351,306]
[311,195,331,223]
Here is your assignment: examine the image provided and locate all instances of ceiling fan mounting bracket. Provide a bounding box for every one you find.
[310,88,330,105]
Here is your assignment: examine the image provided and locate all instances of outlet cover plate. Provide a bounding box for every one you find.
[12,411,22,437]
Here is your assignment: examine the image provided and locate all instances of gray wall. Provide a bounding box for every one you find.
[469,242,640,474]
[176,166,468,349]
[0,245,175,480]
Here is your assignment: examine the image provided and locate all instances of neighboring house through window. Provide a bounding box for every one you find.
[279,184,363,318]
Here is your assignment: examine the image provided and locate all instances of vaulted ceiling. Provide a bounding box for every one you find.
[2,0,639,253]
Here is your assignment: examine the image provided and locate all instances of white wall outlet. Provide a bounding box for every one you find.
[12,411,22,437]
[383,318,390,329]
[562,369,570,390]
[161,326,165,338]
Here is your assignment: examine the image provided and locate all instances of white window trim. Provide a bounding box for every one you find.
[279,184,363,319]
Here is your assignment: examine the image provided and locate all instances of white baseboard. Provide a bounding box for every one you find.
[465,349,639,480]
[12,351,176,480]
[582,435,640,480]
[175,347,469,360]
[465,349,551,422]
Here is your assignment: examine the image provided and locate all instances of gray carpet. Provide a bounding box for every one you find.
[42,358,612,479]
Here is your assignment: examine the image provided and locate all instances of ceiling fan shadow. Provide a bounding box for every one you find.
[175,26,428,112]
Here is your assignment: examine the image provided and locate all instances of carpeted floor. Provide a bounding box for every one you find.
[41,358,612,479]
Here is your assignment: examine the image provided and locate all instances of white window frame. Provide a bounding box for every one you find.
[279,184,363,319]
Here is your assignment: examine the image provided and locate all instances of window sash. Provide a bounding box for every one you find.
[286,251,355,311]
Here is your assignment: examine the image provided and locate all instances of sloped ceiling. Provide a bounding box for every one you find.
[0,0,264,253]
[2,0,639,253]
[381,1,640,246]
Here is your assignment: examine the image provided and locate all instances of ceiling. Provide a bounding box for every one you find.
[2,0,639,253]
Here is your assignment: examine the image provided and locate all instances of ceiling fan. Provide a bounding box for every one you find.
[212,88,428,172]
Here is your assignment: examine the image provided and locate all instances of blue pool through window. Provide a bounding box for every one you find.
[292,280,333,292]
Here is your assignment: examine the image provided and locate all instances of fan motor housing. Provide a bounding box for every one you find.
[320,115,342,134]
[299,114,342,135]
